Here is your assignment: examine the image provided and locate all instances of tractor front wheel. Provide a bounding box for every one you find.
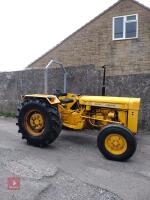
[17,99,62,147]
[97,125,137,161]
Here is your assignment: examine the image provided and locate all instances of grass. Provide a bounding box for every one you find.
[0,112,16,118]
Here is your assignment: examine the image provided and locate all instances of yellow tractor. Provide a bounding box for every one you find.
[16,60,141,161]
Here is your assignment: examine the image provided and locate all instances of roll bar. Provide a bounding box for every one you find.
[44,60,67,94]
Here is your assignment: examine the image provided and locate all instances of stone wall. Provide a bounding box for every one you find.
[27,0,150,76]
[0,65,149,131]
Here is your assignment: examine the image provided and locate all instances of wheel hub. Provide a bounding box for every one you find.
[30,113,44,128]
[25,110,45,136]
[105,134,127,155]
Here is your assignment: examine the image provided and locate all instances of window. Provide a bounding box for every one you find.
[113,14,138,40]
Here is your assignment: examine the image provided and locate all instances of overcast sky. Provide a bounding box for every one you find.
[0,0,149,72]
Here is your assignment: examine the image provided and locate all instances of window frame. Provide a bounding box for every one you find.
[112,14,138,41]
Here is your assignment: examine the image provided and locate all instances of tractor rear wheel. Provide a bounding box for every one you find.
[97,125,137,161]
[16,99,62,147]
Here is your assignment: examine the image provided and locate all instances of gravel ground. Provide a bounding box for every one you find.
[0,117,150,200]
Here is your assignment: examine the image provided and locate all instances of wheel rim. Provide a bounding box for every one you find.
[104,133,127,155]
[24,109,45,136]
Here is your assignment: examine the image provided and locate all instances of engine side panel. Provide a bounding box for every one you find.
[79,96,140,111]
[79,96,141,134]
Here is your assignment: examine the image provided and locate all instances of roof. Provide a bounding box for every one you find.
[27,0,150,68]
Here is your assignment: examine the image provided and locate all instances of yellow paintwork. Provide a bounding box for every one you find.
[23,93,141,135]
[59,105,85,130]
[58,93,80,109]
[128,110,139,134]
[118,111,127,126]
[104,134,127,155]
[58,93,85,129]
[79,96,140,134]
[23,94,60,104]
[86,105,91,111]
[80,96,140,110]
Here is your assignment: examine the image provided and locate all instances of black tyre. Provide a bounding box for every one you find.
[16,99,62,147]
[97,124,137,161]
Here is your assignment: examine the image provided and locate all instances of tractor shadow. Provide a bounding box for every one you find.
[58,129,98,148]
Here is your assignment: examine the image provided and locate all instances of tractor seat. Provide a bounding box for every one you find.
[53,89,67,97]
[61,98,74,104]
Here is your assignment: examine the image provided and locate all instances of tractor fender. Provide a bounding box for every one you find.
[22,94,60,105]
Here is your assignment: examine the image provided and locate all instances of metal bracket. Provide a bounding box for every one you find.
[44,60,67,94]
